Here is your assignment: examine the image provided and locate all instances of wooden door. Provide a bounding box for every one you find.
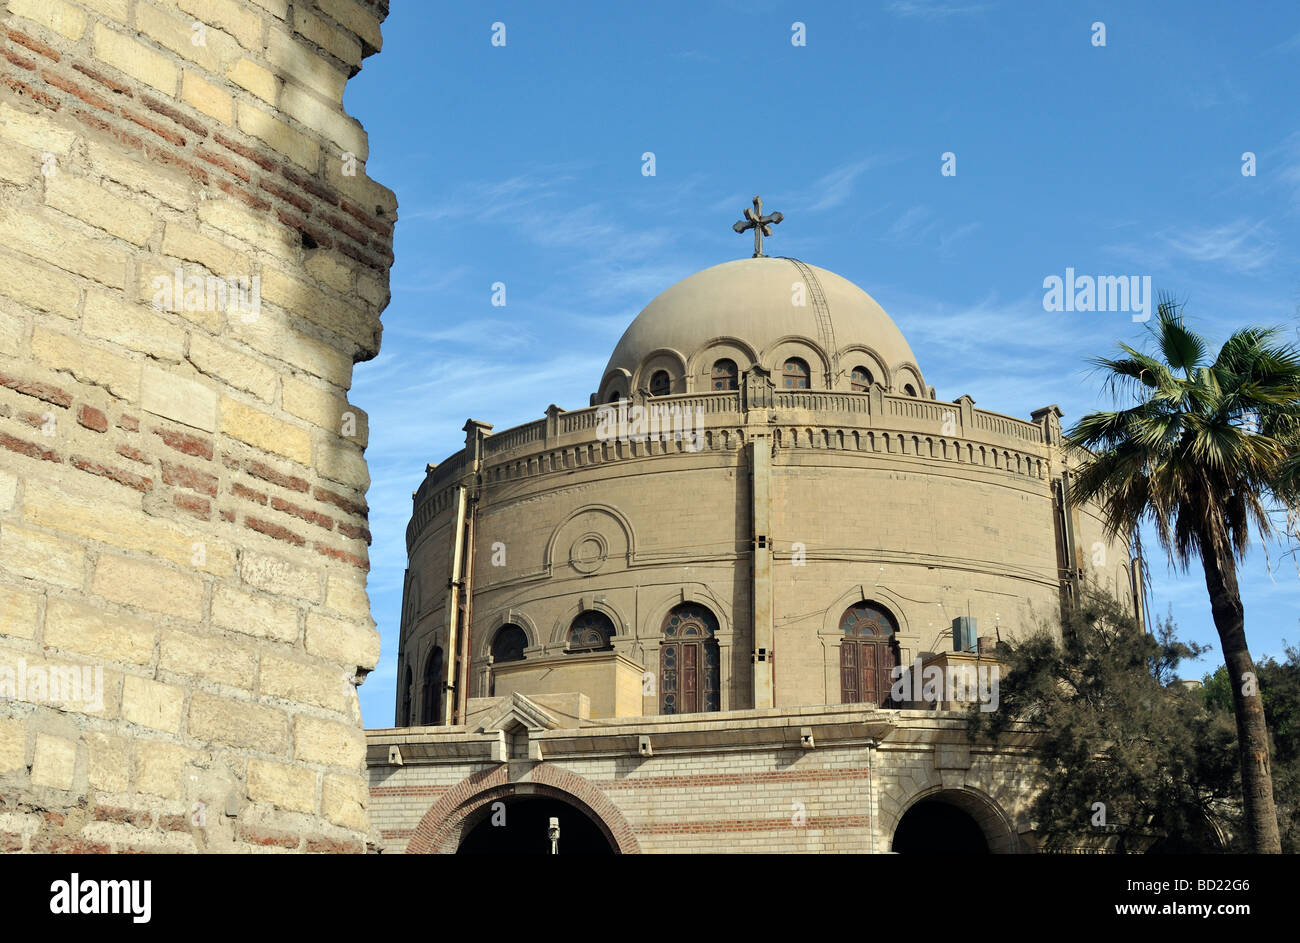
[841,638,897,706]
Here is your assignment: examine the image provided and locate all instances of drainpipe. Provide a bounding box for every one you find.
[867,738,877,854]
[454,420,491,724]
[458,491,478,723]
[1056,474,1080,602]
[442,484,467,725]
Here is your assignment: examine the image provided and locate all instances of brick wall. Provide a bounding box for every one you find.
[367,708,1039,854]
[0,0,394,852]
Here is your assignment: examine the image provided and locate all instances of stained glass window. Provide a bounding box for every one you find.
[660,603,721,715]
[568,611,615,652]
[711,359,738,391]
[783,358,810,389]
[491,624,527,663]
[839,602,899,707]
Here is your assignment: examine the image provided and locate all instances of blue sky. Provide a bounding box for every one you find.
[342,1,1300,726]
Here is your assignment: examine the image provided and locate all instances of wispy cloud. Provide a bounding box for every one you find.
[889,205,935,241]
[1109,219,1276,274]
[886,205,980,252]
[805,158,885,211]
[888,0,988,18]
[939,221,982,249]
[390,263,470,294]
[1269,131,1300,210]
[1269,31,1300,55]
[403,171,578,223]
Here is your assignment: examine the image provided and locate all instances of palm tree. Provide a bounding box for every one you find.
[1066,298,1300,853]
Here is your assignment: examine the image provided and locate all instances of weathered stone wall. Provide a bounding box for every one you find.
[0,0,394,852]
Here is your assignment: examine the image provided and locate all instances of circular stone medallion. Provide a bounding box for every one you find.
[569,532,609,574]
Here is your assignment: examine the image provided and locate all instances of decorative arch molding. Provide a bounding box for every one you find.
[474,609,543,661]
[687,335,762,385]
[893,361,927,396]
[550,596,630,647]
[883,784,1022,854]
[640,585,734,640]
[835,343,892,391]
[598,366,632,402]
[405,763,642,854]
[543,503,637,574]
[631,346,689,395]
[638,586,736,710]
[818,584,914,639]
[818,585,914,703]
[760,334,832,382]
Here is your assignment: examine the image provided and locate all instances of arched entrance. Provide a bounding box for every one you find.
[405,764,642,854]
[893,799,988,853]
[890,788,1019,854]
[457,795,615,854]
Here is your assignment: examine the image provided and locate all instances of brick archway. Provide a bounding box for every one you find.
[405,764,641,854]
[886,786,1021,854]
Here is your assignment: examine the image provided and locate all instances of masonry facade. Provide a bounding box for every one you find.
[373,257,1141,853]
[0,0,395,852]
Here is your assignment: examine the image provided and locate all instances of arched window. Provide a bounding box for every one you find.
[903,383,918,397]
[491,624,527,664]
[660,603,721,715]
[711,359,738,391]
[839,602,899,707]
[649,370,671,397]
[782,358,810,389]
[399,664,413,726]
[851,366,873,391]
[420,646,444,725]
[608,390,623,403]
[568,610,615,652]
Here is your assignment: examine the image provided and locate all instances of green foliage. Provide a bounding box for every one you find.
[974,586,1239,852]
[1066,297,1300,567]
[1202,641,1300,850]
[1065,297,1299,851]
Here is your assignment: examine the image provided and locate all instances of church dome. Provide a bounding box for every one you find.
[597,257,926,400]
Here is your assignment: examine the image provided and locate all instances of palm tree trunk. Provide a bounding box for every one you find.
[1198,535,1282,852]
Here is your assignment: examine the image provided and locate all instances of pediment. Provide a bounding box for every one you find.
[477,692,561,733]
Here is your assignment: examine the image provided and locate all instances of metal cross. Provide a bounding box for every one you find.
[733,195,783,258]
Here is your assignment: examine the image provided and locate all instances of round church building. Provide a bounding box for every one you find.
[367,235,1143,854]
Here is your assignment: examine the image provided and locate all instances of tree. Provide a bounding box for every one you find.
[1065,299,1300,852]
[1203,640,1300,852]
[974,587,1238,852]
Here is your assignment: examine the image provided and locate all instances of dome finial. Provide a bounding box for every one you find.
[732,195,783,258]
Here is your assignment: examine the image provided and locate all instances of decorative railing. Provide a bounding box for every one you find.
[887,396,953,424]
[559,406,601,434]
[415,389,1051,542]
[483,418,545,456]
[974,411,1044,444]
[775,391,869,413]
